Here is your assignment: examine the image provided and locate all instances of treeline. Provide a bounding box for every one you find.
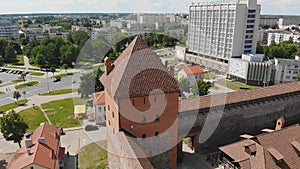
[257,40,300,59]
[24,30,89,68]
[0,38,22,65]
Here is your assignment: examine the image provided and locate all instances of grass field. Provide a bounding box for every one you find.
[216,79,260,90]
[0,100,28,114]
[204,72,216,80]
[40,89,77,96]
[30,72,44,76]
[19,107,48,132]
[78,142,108,169]
[41,98,80,128]
[52,72,76,79]
[15,81,39,89]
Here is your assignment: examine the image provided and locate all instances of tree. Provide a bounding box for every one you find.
[50,67,56,75]
[20,73,26,83]
[78,67,104,98]
[62,64,68,73]
[73,30,89,47]
[22,91,26,100]
[4,45,16,63]
[0,110,28,147]
[180,77,190,93]
[36,53,47,67]
[191,80,210,96]
[13,91,21,103]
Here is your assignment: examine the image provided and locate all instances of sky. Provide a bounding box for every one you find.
[0,0,299,15]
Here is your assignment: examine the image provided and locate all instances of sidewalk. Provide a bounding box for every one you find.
[14,92,80,112]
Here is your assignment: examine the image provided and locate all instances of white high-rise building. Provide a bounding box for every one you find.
[186,0,261,74]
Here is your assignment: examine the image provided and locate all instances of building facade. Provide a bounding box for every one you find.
[187,0,261,74]
[273,57,300,85]
[267,32,300,46]
[0,21,19,42]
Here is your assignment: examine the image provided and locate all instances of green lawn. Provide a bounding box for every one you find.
[0,79,23,87]
[15,81,39,89]
[216,79,261,90]
[30,72,44,76]
[163,54,175,59]
[0,92,4,95]
[78,142,108,169]
[16,55,24,65]
[19,107,48,132]
[0,100,28,114]
[40,89,77,96]
[4,66,26,70]
[52,72,76,79]
[204,72,216,80]
[41,98,80,128]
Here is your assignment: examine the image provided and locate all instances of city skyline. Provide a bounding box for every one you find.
[0,0,299,15]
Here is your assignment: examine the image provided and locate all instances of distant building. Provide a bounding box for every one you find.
[91,27,118,44]
[0,21,19,42]
[8,123,65,169]
[49,32,70,40]
[216,119,300,169]
[273,57,300,85]
[178,65,204,86]
[267,32,300,45]
[278,17,300,29]
[137,14,167,25]
[187,0,261,74]
[43,24,62,33]
[110,20,124,29]
[257,29,281,45]
[259,17,279,27]
[167,29,184,40]
[228,54,272,86]
[92,91,106,125]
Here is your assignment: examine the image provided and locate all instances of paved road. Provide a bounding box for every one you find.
[0,72,81,106]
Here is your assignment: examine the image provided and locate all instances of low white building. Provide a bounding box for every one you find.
[92,91,106,125]
[273,56,300,84]
[178,65,204,86]
[267,32,300,45]
[228,54,273,86]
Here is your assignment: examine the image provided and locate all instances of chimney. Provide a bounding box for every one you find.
[275,117,285,131]
[27,148,32,155]
[25,139,33,148]
[104,57,113,75]
[38,137,46,144]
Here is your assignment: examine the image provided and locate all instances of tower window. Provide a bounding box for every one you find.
[144,98,146,104]
[108,120,111,126]
[142,116,146,124]
[155,131,159,136]
[142,134,146,139]
[112,111,114,118]
[108,105,110,111]
[132,99,135,105]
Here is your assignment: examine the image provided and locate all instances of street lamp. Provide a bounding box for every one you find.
[46,71,50,93]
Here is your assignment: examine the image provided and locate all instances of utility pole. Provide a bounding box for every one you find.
[46,71,50,93]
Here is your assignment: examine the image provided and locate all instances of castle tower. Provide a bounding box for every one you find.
[100,36,180,169]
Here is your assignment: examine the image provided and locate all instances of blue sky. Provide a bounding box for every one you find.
[0,0,299,15]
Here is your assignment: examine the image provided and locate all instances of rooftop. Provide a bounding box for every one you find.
[183,65,204,75]
[100,35,180,99]
[8,123,63,169]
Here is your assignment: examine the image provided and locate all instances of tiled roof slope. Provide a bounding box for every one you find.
[8,123,62,169]
[183,65,204,75]
[180,81,300,113]
[100,35,180,99]
[92,91,105,105]
[256,125,300,169]
[219,125,300,169]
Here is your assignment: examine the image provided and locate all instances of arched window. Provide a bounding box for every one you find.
[155,114,160,122]
[155,131,159,136]
[108,105,110,111]
[142,134,146,139]
[142,116,146,124]
[112,111,114,118]
[144,98,146,104]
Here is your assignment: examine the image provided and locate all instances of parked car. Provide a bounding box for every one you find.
[5,133,14,141]
[53,77,61,82]
[85,125,99,131]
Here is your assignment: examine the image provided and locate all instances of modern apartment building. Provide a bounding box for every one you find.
[267,32,300,45]
[187,0,261,74]
[273,57,300,85]
[0,21,19,41]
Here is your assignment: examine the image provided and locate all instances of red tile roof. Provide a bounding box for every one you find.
[8,123,62,169]
[219,125,300,169]
[92,91,105,105]
[100,35,179,99]
[179,81,300,113]
[183,65,204,75]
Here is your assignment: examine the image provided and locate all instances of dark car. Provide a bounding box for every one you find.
[24,131,33,139]
[5,133,14,141]
[53,77,61,82]
[85,125,99,131]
